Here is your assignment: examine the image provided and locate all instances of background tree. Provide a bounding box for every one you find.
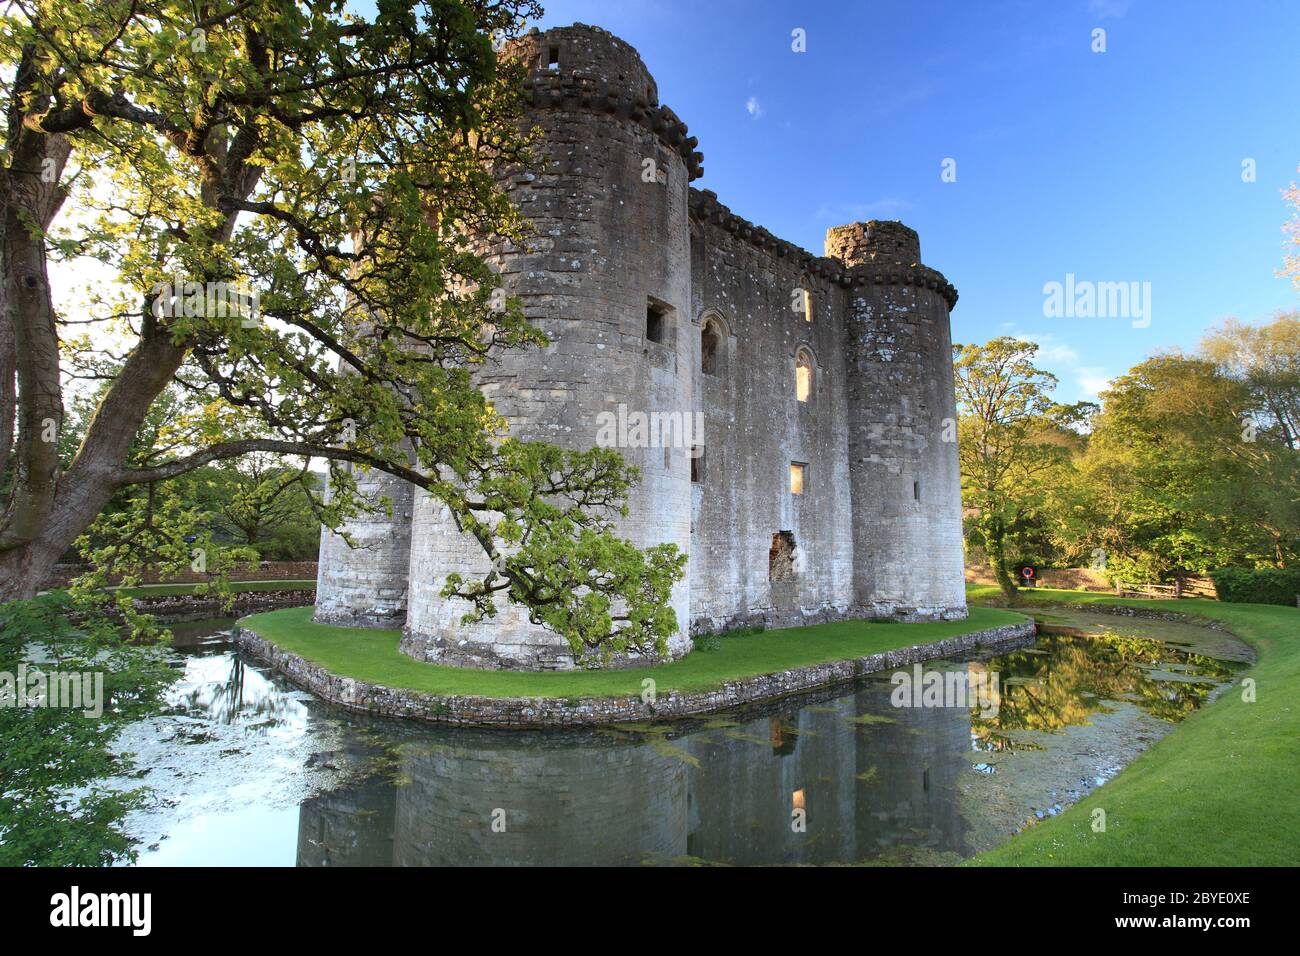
[1201,312,1300,450]
[953,337,1092,599]
[0,1,685,662]
[180,457,321,561]
[1069,350,1298,582]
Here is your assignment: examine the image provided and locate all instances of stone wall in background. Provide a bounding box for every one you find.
[41,560,319,590]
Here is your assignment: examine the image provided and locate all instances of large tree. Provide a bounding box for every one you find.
[1070,350,1299,581]
[953,337,1092,599]
[0,1,684,663]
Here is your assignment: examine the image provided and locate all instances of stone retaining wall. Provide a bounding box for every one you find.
[129,590,314,624]
[234,618,1037,729]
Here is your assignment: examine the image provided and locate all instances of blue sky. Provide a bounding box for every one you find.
[530,0,1300,402]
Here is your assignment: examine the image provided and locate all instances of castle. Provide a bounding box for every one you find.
[314,24,967,670]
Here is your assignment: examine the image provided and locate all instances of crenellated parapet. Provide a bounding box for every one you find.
[509,25,704,180]
[689,188,958,308]
[827,221,958,309]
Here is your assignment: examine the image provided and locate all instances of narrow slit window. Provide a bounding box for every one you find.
[701,322,720,375]
[691,446,704,483]
[790,462,806,495]
[795,349,813,402]
[802,286,814,323]
[913,479,922,502]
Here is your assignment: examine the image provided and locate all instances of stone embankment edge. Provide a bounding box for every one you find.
[233,618,1037,729]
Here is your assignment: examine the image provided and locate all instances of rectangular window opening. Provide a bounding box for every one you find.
[913,479,921,502]
[691,446,704,483]
[546,46,560,70]
[646,298,670,344]
[790,462,807,496]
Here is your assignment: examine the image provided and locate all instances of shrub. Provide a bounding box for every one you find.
[1210,567,1300,606]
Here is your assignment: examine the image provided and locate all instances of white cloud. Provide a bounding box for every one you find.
[813,197,911,222]
[1005,329,1111,399]
[1075,367,1112,399]
[745,96,764,119]
[1013,331,1079,365]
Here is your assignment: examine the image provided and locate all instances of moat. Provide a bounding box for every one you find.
[110,609,1251,866]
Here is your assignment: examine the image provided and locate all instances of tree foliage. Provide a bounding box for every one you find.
[953,336,1093,598]
[0,0,685,662]
[0,592,177,866]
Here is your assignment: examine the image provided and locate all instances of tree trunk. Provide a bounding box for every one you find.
[0,534,65,600]
[983,519,1018,601]
[0,131,71,553]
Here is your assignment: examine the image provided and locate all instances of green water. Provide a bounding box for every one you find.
[111,608,1249,866]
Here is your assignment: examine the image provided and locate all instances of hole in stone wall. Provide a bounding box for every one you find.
[770,718,798,756]
[546,46,560,70]
[691,446,704,483]
[914,479,922,502]
[769,530,797,581]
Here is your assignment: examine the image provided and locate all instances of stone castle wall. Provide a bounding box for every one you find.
[314,23,968,670]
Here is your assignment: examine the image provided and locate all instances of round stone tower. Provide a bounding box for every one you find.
[830,221,967,621]
[314,467,413,627]
[401,24,701,669]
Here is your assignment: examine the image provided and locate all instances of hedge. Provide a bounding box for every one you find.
[1209,567,1300,606]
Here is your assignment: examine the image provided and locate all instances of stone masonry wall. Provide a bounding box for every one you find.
[315,22,969,671]
[236,618,1036,728]
[688,195,856,634]
[403,24,694,669]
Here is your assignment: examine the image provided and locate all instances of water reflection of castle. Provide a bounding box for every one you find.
[296,679,971,866]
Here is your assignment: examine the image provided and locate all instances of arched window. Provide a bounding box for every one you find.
[701,321,721,375]
[799,280,814,323]
[795,348,814,402]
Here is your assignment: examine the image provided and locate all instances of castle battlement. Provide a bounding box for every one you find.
[315,23,968,671]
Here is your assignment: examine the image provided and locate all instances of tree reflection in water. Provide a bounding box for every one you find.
[115,614,1247,866]
[972,631,1240,752]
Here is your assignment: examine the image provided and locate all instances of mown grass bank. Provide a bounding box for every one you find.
[966,585,1299,866]
[238,604,1027,699]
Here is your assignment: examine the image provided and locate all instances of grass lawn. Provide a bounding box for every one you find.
[238,604,1028,699]
[114,579,316,598]
[966,584,1300,866]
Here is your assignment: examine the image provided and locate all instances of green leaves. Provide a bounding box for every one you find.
[0,591,179,866]
[438,439,687,666]
[4,0,682,663]
[953,337,1092,595]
